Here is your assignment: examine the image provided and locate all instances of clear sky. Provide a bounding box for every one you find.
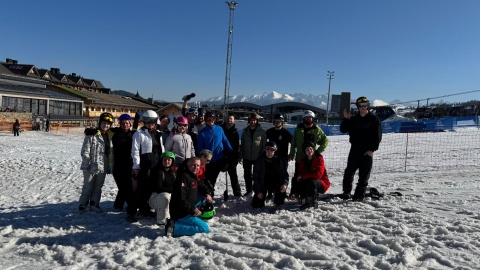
[2,0,480,104]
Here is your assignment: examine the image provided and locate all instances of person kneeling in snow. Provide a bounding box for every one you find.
[148,151,177,226]
[166,157,213,237]
[251,141,289,210]
[296,141,331,209]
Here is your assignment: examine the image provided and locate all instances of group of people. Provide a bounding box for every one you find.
[77,95,382,238]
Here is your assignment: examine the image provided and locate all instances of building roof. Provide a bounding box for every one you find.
[0,82,82,101]
[51,85,156,109]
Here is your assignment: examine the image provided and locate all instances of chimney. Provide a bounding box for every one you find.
[12,60,18,64]
[6,58,13,63]
[71,73,76,77]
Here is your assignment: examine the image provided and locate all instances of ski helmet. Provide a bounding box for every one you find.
[356,96,370,107]
[99,112,114,126]
[303,110,315,118]
[197,108,206,116]
[118,114,132,121]
[161,151,176,161]
[186,108,198,116]
[176,116,188,125]
[142,110,158,124]
[198,202,216,220]
[273,113,284,122]
[205,111,216,119]
[265,141,278,151]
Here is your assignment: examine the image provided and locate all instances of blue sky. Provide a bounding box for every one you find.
[2,0,480,104]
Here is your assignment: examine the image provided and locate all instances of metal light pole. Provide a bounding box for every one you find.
[326,71,334,125]
[223,1,238,122]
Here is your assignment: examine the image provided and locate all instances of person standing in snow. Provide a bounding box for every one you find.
[78,112,114,213]
[340,96,382,201]
[297,141,330,209]
[251,141,289,210]
[127,110,165,223]
[196,111,232,198]
[110,114,134,211]
[240,113,267,197]
[165,157,212,237]
[220,113,242,196]
[164,116,195,168]
[13,119,21,136]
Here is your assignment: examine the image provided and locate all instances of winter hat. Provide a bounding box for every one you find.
[118,114,131,121]
[302,141,315,151]
[176,116,188,125]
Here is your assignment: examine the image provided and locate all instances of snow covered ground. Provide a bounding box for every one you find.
[0,128,479,269]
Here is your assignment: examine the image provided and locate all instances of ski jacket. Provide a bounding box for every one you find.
[169,160,210,220]
[252,152,289,194]
[340,112,382,152]
[131,127,164,170]
[240,124,267,161]
[110,127,133,173]
[221,123,240,162]
[80,130,113,174]
[13,121,21,130]
[164,131,195,166]
[266,127,293,160]
[289,123,328,162]
[298,152,330,193]
[197,125,233,163]
[150,163,176,194]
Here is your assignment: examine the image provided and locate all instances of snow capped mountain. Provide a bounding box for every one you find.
[200,91,391,109]
[201,91,331,108]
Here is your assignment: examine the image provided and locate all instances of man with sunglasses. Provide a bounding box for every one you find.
[340,96,382,202]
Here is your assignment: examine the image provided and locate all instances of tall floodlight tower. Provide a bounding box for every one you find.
[223,1,238,122]
[326,71,334,125]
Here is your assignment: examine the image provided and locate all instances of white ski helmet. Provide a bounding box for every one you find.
[142,110,158,124]
[303,110,315,118]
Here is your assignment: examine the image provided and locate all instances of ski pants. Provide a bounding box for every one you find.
[242,159,256,193]
[343,148,373,197]
[173,216,209,237]
[205,158,227,197]
[149,192,171,225]
[226,160,242,196]
[79,170,106,207]
[113,166,132,209]
[289,162,300,196]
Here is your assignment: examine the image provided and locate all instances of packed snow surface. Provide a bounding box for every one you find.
[0,128,479,269]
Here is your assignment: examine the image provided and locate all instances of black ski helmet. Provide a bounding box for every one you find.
[265,141,278,151]
[205,111,216,119]
[356,96,370,106]
[197,108,206,116]
[98,112,114,126]
[273,113,284,122]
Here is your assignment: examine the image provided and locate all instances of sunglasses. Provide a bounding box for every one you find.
[265,147,276,152]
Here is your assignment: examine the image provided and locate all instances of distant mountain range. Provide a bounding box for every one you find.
[199,91,391,109]
[113,89,395,108]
